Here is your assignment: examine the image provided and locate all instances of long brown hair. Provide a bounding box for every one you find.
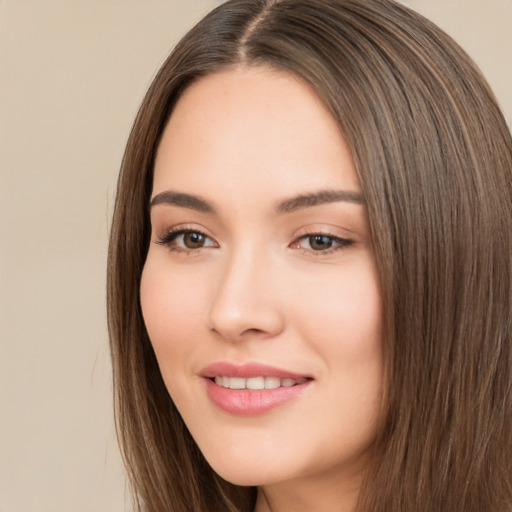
[107,1,512,510]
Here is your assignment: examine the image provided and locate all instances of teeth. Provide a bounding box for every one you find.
[214,376,306,390]
[229,377,245,390]
[246,377,265,390]
[264,376,281,389]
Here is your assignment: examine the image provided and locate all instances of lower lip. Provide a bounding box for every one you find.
[205,378,310,416]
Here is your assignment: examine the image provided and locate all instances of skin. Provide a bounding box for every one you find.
[140,66,383,512]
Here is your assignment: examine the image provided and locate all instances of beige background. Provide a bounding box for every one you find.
[0,1,510,511]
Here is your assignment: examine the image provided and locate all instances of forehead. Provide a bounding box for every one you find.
[153,66,360,201]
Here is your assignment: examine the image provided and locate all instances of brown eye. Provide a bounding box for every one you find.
[292,233,354,254]
[309,235,334,251]
[156,229,217,252]
[183,231,206,248]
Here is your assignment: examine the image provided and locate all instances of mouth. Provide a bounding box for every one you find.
[201,362,313,416]
[212,375,308,390]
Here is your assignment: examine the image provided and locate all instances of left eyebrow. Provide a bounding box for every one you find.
[276,189,364,213]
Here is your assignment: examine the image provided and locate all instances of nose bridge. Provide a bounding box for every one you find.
[208,243,284,341]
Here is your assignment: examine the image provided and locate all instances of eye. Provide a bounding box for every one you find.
[179,231,211,249]
[305,235,335,251]
[156,229,218,251]
[292,233,353,253]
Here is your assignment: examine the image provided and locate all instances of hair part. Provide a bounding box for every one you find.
[107,1,512,510]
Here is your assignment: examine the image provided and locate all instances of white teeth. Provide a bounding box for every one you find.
[264,376,281,389]
[229,377,246,390]
[246,376,265,390]
[214,376,306,390]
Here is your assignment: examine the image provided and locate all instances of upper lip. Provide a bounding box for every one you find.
[200,361,311,380]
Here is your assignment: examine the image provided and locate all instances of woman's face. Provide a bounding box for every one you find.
[141,67,383,505]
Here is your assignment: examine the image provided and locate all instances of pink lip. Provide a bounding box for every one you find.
[201,361,309,380]
[201,362,312,416]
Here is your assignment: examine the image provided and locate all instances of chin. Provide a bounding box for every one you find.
[209,461,283,487]
[197,441,293,487]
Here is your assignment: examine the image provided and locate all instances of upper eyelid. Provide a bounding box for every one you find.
[155,226,218,247]
[292,232,353,246]
[291,227,354,242]
[154,225,356,248]
[157,224,214,238]
[295,231,344,239]
[292,222,361,238]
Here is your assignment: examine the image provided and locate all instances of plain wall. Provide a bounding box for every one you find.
[0,1,510,511]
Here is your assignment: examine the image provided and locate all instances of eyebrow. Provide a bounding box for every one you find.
[149,188,364,214]
[276,189,364,213]
[150,190,216,213]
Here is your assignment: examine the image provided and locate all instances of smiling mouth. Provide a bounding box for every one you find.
[201,362,313,414]
[213,376,308,390]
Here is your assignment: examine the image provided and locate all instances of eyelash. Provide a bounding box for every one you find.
[291,232,354,255]
[155,227,217,254]
[155,228,354,255]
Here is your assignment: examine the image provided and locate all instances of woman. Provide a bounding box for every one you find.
[107,0,512,511]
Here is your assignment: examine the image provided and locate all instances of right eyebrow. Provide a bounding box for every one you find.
[149,190,217,213]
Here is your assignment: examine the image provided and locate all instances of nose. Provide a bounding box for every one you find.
[207,248,285,343]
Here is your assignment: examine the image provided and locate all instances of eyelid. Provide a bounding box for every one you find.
[155,224,219,251]
[153,223,356,256]
[289,228,355,255]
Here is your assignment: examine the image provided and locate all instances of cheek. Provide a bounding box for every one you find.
[139,260,206,374]
[293,258,382,358]
[289,257,384,426]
